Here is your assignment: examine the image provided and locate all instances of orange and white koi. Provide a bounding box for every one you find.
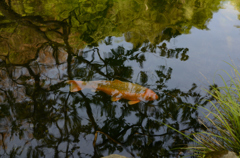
[66,80,158,105]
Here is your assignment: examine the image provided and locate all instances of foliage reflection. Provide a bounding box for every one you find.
[0,0,225,157]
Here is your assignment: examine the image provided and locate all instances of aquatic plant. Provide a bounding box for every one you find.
[167,63,240,157]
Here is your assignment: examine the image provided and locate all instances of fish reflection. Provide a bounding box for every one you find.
[66,80,158,105]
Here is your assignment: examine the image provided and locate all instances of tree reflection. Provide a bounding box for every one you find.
[0,0,222,157]
[0,42,215,157]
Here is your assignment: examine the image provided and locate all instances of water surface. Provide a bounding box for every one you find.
[0,0,240,157]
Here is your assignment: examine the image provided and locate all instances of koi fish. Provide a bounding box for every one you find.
[66,80,158,105]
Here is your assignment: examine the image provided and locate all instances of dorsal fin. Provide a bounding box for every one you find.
[113,79,122,83]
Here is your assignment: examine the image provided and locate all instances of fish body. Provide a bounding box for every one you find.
[66,80,158,105]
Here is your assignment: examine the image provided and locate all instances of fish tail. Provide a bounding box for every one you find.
[66,80,83,92]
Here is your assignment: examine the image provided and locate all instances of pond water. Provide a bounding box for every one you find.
[0,0,240,157]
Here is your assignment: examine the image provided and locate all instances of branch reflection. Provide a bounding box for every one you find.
[0,0,222,157]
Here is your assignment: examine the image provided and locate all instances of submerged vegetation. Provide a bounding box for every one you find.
[169,63,240,157]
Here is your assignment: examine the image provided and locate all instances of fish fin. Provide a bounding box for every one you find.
[128,100,140,105]
[111,96,121,102]
[66,80,82,92]
[113,79,122,83]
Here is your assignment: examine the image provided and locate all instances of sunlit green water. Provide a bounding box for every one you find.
[0,0,240,157]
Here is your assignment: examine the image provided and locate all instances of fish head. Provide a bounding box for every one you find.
[142,89,158,101]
